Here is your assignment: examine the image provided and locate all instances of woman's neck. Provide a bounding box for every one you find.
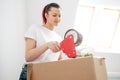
[43,23,54,31]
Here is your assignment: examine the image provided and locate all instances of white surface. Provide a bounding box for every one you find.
[108,72,120,78]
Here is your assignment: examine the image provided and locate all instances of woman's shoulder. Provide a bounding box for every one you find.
[24,24,43,40]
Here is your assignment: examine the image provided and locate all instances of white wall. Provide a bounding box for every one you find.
[79,0,120,8]
[0,0,26,80]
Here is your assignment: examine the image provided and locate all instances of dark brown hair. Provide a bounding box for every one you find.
[42,3,60,24]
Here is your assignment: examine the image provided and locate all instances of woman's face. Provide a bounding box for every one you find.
[45,7,61,26]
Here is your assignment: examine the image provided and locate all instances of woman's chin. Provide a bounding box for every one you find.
[53,24,57,26]
[54,23,59,26]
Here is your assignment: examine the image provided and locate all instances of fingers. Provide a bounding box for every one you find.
[55,41,61,50]
[47,41,61,52]
[52,41,61,52]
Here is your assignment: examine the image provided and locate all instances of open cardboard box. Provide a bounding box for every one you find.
[27,56,107,80]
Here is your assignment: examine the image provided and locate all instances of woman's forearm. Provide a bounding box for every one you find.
[25,43,48,62]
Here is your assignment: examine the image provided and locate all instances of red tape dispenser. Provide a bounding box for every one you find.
[60,34,77,58]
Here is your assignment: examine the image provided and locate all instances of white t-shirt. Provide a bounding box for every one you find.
[25,24,67,63]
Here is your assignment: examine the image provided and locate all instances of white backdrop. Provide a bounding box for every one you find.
[0,0,26,80]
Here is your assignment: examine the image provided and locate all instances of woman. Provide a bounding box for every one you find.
[19,3,67,80]
[24,3,67,63]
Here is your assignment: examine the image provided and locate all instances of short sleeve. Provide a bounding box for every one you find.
[24,25,37,41]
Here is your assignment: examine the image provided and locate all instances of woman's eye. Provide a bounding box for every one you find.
[59,15,61,17]
[52,14,61,18]
[53,15,56,17]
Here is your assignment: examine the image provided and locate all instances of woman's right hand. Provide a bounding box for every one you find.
[47,41,61,53]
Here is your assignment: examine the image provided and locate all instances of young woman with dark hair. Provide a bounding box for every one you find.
[24,3,67,63]
[19,3,68,80]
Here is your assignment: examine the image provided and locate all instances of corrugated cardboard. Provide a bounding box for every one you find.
[27,56,107,80]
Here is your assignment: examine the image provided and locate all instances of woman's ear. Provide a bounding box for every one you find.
[45,13,48,19]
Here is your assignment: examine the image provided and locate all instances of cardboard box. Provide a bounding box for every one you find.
[27,56,107,80]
